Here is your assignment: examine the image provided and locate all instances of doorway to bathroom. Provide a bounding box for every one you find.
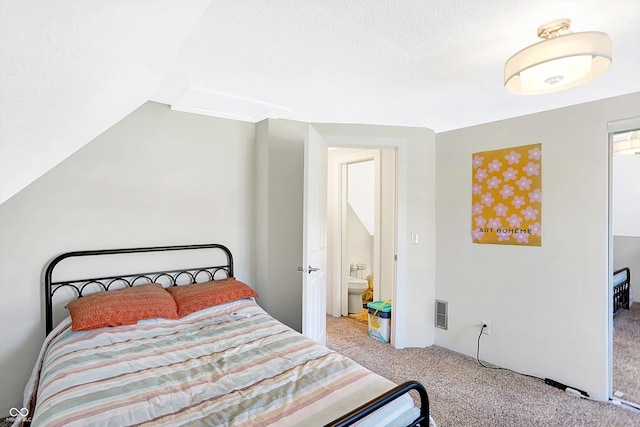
[326,147,396,322]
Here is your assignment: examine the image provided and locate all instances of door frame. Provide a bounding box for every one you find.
[307,125,436,350]
[326,147,398,338]
[607,117,640,408]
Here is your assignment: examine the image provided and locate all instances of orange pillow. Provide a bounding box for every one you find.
[166,278,259,317]
[67,283,179,331]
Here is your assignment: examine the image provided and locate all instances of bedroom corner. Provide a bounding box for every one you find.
[0,102,257,416]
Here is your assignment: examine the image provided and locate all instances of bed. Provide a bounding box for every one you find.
[16,243,431,427]
[613,267,631,315]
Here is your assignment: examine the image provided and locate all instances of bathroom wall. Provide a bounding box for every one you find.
[612,153,640,237]
[347,203,372,280]
[348,160,375,235]
[347,160,375,280]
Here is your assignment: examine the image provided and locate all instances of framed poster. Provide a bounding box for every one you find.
[471,143,541,246]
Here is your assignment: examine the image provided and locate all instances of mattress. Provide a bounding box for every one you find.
[613,269,628,287]
[19,298,417,426]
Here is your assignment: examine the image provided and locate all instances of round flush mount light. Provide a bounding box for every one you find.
[504,19,612,95]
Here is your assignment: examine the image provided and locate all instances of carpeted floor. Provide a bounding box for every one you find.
[613,302,640,405]
[327,314,640,427]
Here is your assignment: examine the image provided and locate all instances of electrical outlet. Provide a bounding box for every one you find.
[481,320,491,335]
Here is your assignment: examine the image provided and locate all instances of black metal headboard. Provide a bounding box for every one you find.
[44,243,234,335]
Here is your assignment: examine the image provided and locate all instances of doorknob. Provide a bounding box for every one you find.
[297,266,307,272]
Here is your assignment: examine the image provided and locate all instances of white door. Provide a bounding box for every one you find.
[302,124,328,345]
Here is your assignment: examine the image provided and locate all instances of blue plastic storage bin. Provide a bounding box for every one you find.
[367,300,391,343]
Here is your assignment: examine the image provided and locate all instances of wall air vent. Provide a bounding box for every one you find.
[435,300,448,330]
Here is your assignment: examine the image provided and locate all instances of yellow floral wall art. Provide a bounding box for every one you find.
[471,143,541,246]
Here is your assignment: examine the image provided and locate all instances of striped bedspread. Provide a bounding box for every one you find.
[20,299,417,426]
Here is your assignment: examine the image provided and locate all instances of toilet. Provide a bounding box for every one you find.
[347,278,369,313]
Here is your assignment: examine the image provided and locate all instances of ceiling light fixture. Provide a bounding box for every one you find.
[613,130,640,156]
[504,19,612,95]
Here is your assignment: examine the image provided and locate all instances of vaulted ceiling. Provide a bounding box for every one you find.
[2,0,640,204]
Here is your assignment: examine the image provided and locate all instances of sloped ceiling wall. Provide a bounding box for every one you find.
[0,0,210,204]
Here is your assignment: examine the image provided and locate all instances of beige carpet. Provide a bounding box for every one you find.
[613,302,640,405]
[326,315,640,427]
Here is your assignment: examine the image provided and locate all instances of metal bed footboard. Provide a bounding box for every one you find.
[613,267,631,314]
[325,380,430,427]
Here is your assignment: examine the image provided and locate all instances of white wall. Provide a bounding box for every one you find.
[317,123,437,349]
[347,159,374,280]
[612,155,640,237]
[255,119,306,331]
[348,160,375,236]
[0,102,256,415]
[435,92,640,400]
[347,204,373,280]
[612,153,640,304]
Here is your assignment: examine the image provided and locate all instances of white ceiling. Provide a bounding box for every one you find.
[153,0,640,130]
[2,0,640,204]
